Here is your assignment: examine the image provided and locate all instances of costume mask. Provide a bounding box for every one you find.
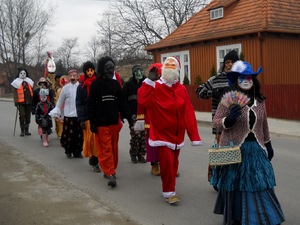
[40,95,47,102]
[103,61,115,80]
[69,72,78,84]
[86,68,95,77]
[162,68,179,83]
[19,70,27,79]
[238,75,253,90]
[39,88,49,102]
[164,58,178,70]
[133,68,144,80]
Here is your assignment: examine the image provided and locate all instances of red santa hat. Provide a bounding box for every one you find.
[164,56,181,71]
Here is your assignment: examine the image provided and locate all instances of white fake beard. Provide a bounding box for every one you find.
[162,68,179,83]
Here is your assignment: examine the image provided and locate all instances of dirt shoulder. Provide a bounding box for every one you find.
[0,141,141,225]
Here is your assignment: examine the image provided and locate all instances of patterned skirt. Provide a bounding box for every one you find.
[211,141,285,225]
[60,117,83,151]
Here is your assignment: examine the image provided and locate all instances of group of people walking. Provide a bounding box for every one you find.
[11,52,285,224]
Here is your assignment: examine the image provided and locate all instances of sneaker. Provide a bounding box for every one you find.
[131,156,138,164]
[165,195,180,204]
[107,175,117,188]
[138,156,146,163]
[92,164,101,173]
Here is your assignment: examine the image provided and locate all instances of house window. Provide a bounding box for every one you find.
[216,44,242,72]
[210,8,223,20]
[161,51,190,84]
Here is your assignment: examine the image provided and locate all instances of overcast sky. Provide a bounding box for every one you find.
[48,0,109,50]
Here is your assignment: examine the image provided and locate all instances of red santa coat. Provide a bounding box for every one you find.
[138,78,202,150]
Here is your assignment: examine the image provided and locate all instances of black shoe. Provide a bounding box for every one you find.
[73,153,83,158]
[66,153,72,159]
[131,156,138,164]
[107,175,117,188]
[104,174,116,179]
[20,131,25,137]
[25,131,31,136]
[138,156,146,163]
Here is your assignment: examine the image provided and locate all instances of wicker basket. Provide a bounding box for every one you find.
[208,141,242,166]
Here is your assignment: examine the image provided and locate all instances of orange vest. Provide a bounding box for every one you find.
[17,82,33,103]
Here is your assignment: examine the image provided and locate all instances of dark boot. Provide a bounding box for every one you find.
[20,125,25,137]
[138,155,146,163]
[107,175,117,188]
[24,124,31,136]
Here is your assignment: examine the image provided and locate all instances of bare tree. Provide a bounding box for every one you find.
[96,0,209,62]
[55,37,80,71]
[0,0,55,78]
[85,35,102,65]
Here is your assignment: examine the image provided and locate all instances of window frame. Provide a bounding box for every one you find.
[210,7,224,20]
[216,44,242,72]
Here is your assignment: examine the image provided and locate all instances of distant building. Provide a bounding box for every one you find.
[144,0,300,120]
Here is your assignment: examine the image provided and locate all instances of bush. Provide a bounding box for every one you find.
[210,65,217,77]
[194,75,203,85]
[183,75,190,85]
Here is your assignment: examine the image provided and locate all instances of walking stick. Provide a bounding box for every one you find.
[13,106,18,136]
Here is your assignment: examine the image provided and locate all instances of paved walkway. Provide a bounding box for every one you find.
[1,97,299,138]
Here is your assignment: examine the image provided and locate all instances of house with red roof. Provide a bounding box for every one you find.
[145,0,300,120]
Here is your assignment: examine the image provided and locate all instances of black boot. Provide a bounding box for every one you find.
[20,125,25,137]
[107,175,117,188]
[20,128,25,137]
[24,124,31,136]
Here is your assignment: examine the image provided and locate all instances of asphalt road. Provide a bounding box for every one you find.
[0,100,299,225]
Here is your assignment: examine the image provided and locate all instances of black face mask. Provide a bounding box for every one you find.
[103,61,115,80]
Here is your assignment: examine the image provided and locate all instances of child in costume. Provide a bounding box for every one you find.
[35,88,54,147]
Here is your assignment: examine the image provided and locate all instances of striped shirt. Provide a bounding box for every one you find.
[196,72,229,134]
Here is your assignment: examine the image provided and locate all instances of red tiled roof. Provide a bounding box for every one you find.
[145,0,300,51]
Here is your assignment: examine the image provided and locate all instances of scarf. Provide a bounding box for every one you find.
[43,102,48,115]
[79,75,96,96]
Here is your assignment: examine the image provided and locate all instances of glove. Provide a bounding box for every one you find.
[265,141,274,161]
[134,120,145,131]
[224,105,241,128]
[80,121,86,130]
[148,71,158,81]
[90,123,98,134]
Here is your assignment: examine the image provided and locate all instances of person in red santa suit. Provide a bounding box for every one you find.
[138,57,203,204]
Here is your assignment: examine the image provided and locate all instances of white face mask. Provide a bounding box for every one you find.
[40,96,47,102]
[19,70,26,79]
[238,76,253,90]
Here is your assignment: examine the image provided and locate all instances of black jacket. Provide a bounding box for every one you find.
[122,76,145,115]
[76,82,88,123]
[88,78,132,127]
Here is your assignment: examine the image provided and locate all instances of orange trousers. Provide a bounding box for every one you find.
[95,125,119,176]
[82,120,98,158]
